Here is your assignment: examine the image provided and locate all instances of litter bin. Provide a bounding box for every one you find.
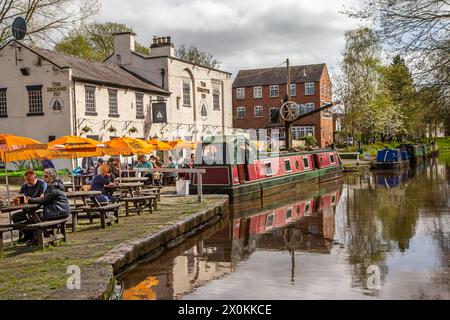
[176,179,190,196]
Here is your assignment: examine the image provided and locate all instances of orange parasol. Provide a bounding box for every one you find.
[168,139,197,150]
[147,139,172,151]
[102,137,154,156]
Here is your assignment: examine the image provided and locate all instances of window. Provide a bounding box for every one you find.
[269,108,280,124]
[85,86,96,113]
[292,126,315,139]
[330,154,336,164]
[303,157,310,169]
[0,89,7,117]
[27,85,43,115]
[108,89,118,116]
[270,85,279,97]
[290,84,296,97]
[285,159,292,172]
[254,106,263,118]
[213,89,220,110]
[253,86,262,99]
[237,107,246,119]
[266,214,274,228]
[305,82,315,95]
[236,87,245,99]
[201,102,208,117]
[286,208,293,220]
[306,103,315,113]
[136,93,144,118]
[183,80,191,107]
[264,161,273,176]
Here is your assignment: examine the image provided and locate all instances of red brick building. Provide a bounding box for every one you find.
[232,64,334,148]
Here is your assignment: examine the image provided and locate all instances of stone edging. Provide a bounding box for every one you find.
[46,195,229,300]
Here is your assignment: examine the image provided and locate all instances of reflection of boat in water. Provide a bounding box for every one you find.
[192,135,343,202]
[119,184,343,300]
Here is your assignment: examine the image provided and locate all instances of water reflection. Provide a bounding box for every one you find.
[119,157,450,300]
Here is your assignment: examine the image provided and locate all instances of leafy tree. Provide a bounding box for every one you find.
[0,0,99,46]
[175,45,221,68]
[335,27,382,144]
[55,22,150,62]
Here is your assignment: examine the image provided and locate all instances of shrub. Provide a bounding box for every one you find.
[299,136,318,147]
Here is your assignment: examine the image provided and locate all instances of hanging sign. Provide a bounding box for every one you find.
[152,102,167,123]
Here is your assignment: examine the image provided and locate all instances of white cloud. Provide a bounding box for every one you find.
[96,0,362,76]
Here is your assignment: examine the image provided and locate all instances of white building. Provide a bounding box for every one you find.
[0,39,170,143]
[107,33,234,141]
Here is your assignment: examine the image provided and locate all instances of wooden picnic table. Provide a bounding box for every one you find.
[0,204,41,246]
[115,177,149,183]
[65,191,102,232]
[105,183,144,198]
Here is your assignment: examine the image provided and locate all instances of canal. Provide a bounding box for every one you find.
[118,156,450,300]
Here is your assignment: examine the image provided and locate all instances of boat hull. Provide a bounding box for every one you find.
[370,160,410,170]
[192,166,343,203]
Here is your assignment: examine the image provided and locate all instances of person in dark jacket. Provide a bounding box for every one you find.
[90,164,116,203]
[25,168,71,221]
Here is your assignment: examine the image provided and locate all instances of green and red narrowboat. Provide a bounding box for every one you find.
[192,136,344,202]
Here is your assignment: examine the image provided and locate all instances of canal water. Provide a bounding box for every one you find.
[118,156,450,300]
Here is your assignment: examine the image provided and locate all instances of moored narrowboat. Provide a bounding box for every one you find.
[370,149,410,170]
[192,136,343,202]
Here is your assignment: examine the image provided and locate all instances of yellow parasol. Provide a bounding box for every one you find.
[47,136,104,157]
[122,276,159,300]
[147,139,172,151]
[102,137,154,156]
[0,134,47,201]
[168,139,197,150]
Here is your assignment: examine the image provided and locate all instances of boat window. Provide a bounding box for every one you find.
[286,208,293,220]
[305,203,310,214]
[330,154,336,164]
[320,156,324,164]
[285,159,292,172]
[303,157,310,169]
[296,206,301,215]
[295,160,300,170]
[332,195,336,204]
[264,162,273,176]
[266,214,274,228]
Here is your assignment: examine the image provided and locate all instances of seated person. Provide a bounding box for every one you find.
[12,170,48,242]
[90,165,116,203]
[164,156,178,185]
[136,155,153,185]
[107,158,120,181]
[25,168,71,222]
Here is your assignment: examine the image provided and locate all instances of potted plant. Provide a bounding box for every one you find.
[81,125,92,134]
[108,125,117,133]
[128,126,138,134]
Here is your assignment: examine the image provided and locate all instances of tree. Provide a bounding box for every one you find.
[0,0,100,46]
[55,22,150,62]
[175,45,221,68]
[335,27,382,144]
[344,0,450,124]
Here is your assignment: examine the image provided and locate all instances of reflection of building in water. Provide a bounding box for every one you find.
[120,187,342,300]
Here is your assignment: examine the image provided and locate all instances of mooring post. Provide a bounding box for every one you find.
[198,172,203,203]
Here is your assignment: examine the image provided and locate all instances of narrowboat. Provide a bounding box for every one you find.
[192,136,343,202]
[370,149,410,170]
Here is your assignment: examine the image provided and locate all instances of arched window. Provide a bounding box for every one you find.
[182,69,195,108]
[201,102,208,117]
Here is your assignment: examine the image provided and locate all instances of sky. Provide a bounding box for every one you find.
[96,0,364,77]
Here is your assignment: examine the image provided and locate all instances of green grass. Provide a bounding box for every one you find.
[436,137,450,151]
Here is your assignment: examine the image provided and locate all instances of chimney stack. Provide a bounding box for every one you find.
[113,32,136,65]
[149,35,175,58]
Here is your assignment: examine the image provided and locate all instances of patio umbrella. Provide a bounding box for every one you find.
[103,137,154,177]
[168,140,197,150]
[47,136,105,189]
[0,134,47,202]
[148,139,172,151]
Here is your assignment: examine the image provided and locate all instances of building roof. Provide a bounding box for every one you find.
[8,41,170,95]
[233,64,326,88]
